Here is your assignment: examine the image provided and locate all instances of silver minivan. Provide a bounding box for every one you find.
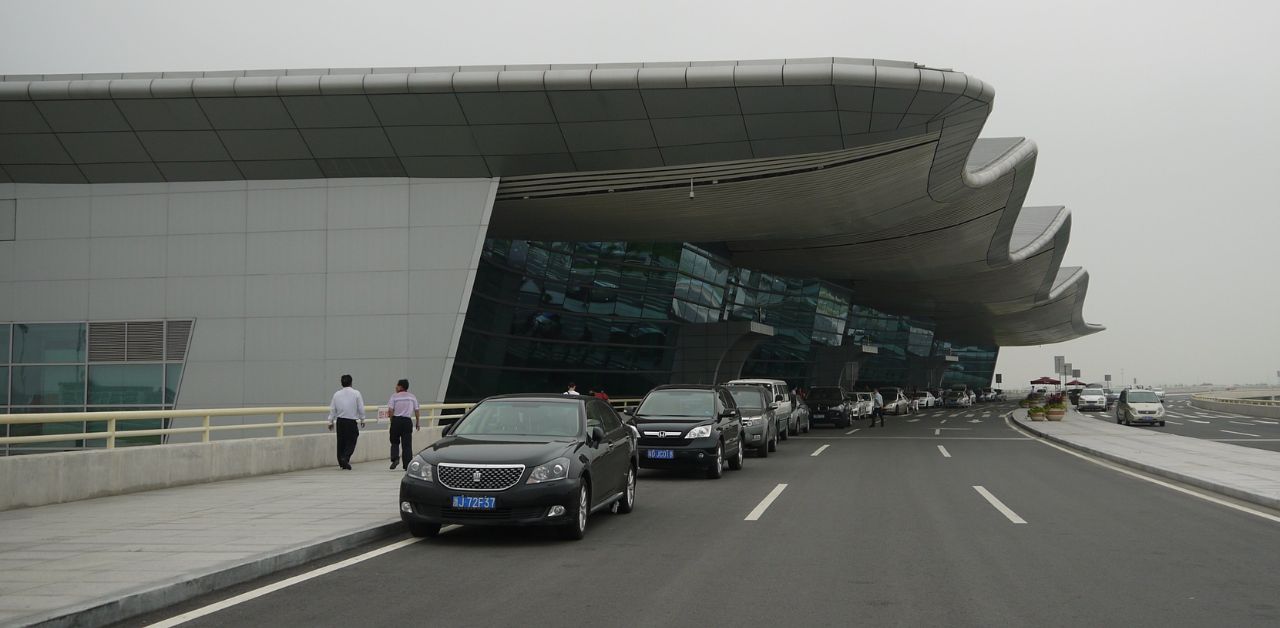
[1116,389,1165,426]
[727,378,796,438]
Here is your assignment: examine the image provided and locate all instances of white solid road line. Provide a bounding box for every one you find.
[148,526,459,627]
[811,444,830,456]
[1229,421,1256,426]
[937,445,951,458]
[845,428,860,435]
[1221,430,1261,437]
[1165,420,1183,425]
[973,486,1027,524]
[745,483,789,521]
[1189,419,1210,424]
[907,418,920,423]
[1254,420,1279,425]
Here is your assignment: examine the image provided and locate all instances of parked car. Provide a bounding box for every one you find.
[911,390,937,408]
[1116,389,1166,426]
[992,389,1007,401]
[852,392,875,418]
[399,394,637,540]
[943,390,971,408]
[791,402,811,434]
[1077,387,1107,411]
[978,388,996,402]
[1151,388,1166,403]
[727,378,797,438]
[878,387,912,415]
[726,384,779,457]
[1103,388,1121,406]
[807,386,857,428]
[632,385,746,478]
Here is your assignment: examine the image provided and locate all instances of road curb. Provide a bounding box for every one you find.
[21,519,404,628]
[1007,411,1280,512]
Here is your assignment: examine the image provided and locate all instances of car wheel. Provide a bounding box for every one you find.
[406,521,440,538]
[780,422,789,441]
[729,441,744,470]
[559,481,590,540]
[1116,415,1122,424]
[767,430,778,452]
[1158,421,1166,427]
[706,442,725,479]
[757,434,770,458]
[803,417,810,433]
[615,466,636,514]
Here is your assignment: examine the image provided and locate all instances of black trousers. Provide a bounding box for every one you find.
[871,408,884,426]
[389,416,414,467]
[335,418,360,467]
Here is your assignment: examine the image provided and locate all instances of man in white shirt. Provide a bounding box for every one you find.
[386,378,420,471]
[565,382,580,396]
[327,374,365,470]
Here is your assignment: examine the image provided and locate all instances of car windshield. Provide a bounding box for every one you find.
[727,388,766,411]
[452,400,581,437]
[1126,391,1160,403]
[912,392,929,398]
[1082,389,1104,396]
[808,388,844,402]
[637,390,715,417]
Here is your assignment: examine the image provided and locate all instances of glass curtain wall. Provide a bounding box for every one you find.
[448,238,997,401]
[1,321,188,455]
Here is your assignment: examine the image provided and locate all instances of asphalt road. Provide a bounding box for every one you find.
[124,402,1280,627]
[1076,394,1280,453]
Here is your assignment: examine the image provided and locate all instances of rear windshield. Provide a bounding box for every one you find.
[453,401,581,437]
[727,387,766,411]
[911,392,929,398]
[637,390,715,417]
[1126,391,1159,403]
[808,388,844,402]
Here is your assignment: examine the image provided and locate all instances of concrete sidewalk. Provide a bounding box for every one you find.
[0,460,406,628]
[1011,408,1280,510]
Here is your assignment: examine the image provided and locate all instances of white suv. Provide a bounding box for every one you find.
[1077,387,1107,411]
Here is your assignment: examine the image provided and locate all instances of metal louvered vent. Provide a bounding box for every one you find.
[126,321,164,361]
[88,322,127,362]
[166,320,194,361]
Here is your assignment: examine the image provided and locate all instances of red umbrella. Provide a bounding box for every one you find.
[1030,376,1060,385]
[1065,379,1087,386]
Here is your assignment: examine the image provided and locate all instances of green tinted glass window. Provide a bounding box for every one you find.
[165,364,184,404]
[0,324,9,362]
[0,366,7,405]
[11,366,86,405]
[89,364,164,405]
[13,323,86,363]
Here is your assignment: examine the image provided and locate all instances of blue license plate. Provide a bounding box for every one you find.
[812,414,825,419]
[451,495,496,510]
[647,449,675,460]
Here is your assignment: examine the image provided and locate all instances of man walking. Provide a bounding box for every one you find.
[386,378,420,470]
[327,374,365,470]
[870,389,885,428]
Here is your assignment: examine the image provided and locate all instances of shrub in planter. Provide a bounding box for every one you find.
[1028,405,1047,421]
[1046,402,1067,421]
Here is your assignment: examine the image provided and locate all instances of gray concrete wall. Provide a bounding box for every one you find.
[0,177,496,436]
[0,426,445,511]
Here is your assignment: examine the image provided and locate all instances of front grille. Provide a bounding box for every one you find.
[436,464,525,491]
[414,504,547,520]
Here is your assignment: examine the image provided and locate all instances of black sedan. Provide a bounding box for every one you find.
[399,394,637,540]
[631,385,745,478]
[806,386,856,428]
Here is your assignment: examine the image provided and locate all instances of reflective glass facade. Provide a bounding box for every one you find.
[0,321,189,455]
[447,238,998,401]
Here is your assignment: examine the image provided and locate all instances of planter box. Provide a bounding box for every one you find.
[1047,409,1065,421]
[1028,412,1047,421]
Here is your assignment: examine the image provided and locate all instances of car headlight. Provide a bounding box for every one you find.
[1156,407,1165,417]
[406,458,432,482]
[685,424,714,439]
[527,457,570,484]
[741,416,762,426]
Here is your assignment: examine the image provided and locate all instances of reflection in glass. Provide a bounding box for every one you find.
[11,365,85,405]
[13,323,86,364]
[89,364,164,405]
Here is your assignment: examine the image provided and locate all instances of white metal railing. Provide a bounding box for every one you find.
[1191,392,1280,407]
[0,398,642,450]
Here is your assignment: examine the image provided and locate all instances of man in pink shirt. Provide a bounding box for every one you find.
[386,379,420,470]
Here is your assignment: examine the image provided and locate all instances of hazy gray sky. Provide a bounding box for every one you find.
[3,0,1277,387]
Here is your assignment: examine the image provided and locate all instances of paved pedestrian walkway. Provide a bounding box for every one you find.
[0,460,404,627]
[1012,408,1280,510]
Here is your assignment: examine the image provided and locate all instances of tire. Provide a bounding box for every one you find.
[803,417,810,433]
[615,466,636,514]
[406,520,440,538]
[1158,421,1166,427]
[780,421,790,441]
[728,441,745,470]
[706,442,725,479]
[757,432,770,458]
[559,482,590,540]
[767,430,778,452]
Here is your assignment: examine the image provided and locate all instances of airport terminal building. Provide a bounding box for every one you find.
[0,57,1102,442]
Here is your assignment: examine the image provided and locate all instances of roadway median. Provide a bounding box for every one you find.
[1008,408,1280,511]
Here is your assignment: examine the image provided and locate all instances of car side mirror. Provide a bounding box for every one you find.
[589,426,606,445]
[719,409,738,419]
[768,403,779,411]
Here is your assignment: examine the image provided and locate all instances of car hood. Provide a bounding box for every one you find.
[421,435,578,465]
[632,415,714,433]
[1080,394,1105,401]
[1126,402,1163,412]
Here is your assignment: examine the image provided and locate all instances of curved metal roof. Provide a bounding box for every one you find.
[0,57,1102,346]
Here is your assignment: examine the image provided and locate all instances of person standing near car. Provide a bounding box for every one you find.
[386,379,420,471]
[327,374,365,470]
[870,389,885,427]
